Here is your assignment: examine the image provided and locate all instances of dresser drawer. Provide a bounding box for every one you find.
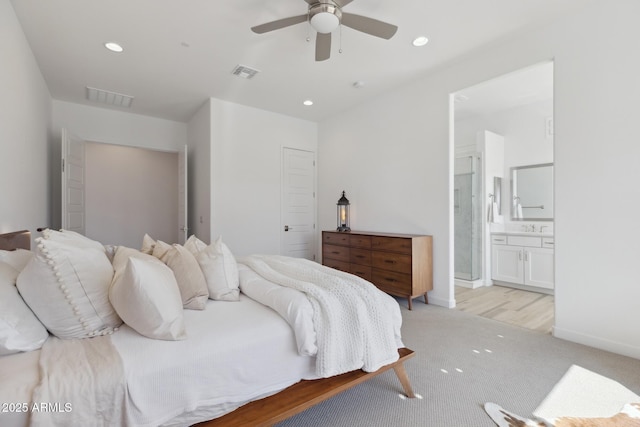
[323,232,349,246]
[371,251,411,274]
[323,258,350,272]
[323,244,349,261]
[349,265,372,281]
[507,235,541,247]
[542,237,554,248]
[349,235,371,249]
[372,269,412,295]
[491,234,507,245]
[371,236,412,254]
[350,248,372,266]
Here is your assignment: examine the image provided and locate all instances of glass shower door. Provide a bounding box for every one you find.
[454,155,482,281]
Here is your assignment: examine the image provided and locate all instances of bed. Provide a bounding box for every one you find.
[0,229,415,427]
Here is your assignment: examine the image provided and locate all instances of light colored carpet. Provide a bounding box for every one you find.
[276,300,640,427]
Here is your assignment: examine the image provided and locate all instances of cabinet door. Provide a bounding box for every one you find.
[524,247,554,289]
[492,245,524,284]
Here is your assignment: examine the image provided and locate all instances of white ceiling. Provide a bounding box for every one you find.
[454,61,554,121]
[11,0,589,123]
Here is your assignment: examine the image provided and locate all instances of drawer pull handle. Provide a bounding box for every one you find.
[545,242,554,245]
[331,251,340,255]
[384,278,396,283]
[494,239,505,242]
[384,260,396,264]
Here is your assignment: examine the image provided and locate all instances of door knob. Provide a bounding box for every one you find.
[284,225,290,231]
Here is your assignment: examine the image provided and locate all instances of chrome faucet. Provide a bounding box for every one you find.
[540,225,548,233]
[531,224,536,232]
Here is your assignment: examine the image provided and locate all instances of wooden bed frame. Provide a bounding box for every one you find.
[0,229,417,427]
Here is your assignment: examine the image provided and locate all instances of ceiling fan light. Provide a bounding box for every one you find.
[310,12,340,33]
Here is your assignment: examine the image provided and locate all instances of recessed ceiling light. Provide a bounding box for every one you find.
[412,36,429,47]
[352,81,365,89]
[104,42,123,53]
[303,100,314,106]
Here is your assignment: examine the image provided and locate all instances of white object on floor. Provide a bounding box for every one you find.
[533,364,640,421]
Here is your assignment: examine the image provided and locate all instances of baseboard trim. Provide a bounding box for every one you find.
[553,327,640,360]
[428,294,455,309]
[454,278,484,289]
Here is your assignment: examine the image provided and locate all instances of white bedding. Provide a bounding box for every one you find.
[240,255,403,377]
[1,250,404,427]
[0,296,317,427]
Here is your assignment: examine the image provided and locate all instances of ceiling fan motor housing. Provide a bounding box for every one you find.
[309,2,342,33]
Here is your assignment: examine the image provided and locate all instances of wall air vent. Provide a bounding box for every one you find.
[86,86,134,108]
[231,64,260,79]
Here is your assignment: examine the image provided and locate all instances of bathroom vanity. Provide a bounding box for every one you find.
[491,232,554,293]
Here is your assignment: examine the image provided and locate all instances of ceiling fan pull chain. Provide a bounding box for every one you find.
[339,24,343,54]
[306,10,311,42]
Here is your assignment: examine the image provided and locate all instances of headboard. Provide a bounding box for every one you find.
[0,230,31,251]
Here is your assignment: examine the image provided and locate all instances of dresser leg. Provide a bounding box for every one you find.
[423,293,428,304]
[407,297,413,310]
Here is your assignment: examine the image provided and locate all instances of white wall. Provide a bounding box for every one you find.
[85,142,178,247]
[0,0,52,237]
[187,100,212,244]
[318,0,640,358]
[209,98,317,256]
[52,100,187,151]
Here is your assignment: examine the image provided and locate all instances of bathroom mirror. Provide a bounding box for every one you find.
[511,163,553,221]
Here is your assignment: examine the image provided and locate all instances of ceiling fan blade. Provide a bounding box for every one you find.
[341,13,398,39]
[315,32,331,61]
[251,14,307,34]
[334,0,354,7]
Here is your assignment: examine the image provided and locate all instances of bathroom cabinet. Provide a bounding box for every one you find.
[491,233,554,291]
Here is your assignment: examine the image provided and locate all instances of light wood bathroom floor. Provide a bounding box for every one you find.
[455,285,554,334]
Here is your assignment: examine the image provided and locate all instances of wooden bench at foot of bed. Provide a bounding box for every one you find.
[196,347,416,427]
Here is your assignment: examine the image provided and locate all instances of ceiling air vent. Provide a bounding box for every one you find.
[231,64,260,79]
[86,86,134,108]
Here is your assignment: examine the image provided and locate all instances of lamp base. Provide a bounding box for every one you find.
[337,226,351,232]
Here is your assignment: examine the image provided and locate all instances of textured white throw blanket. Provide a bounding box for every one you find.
[240,255,402,378]
[30,336,128,427]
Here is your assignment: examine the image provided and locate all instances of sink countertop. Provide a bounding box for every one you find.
[491,231,554,238]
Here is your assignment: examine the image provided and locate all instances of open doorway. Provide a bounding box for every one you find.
[451,61,555,333]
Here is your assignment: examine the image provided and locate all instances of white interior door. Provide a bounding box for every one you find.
[61,128,86,234]
[281,148,316,260]
[178,145,188,243]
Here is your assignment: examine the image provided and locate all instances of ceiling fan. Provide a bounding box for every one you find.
[251,0,398,62]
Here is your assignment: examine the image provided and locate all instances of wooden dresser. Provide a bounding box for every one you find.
[322,230,433,310]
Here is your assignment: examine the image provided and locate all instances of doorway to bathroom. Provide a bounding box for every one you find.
[451,60,555,333]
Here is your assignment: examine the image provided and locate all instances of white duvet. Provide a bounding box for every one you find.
[240,255,403,377]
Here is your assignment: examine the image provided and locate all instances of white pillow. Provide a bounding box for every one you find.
[156,244,209,310]
[17,237,121,339]
[41,229,106,252]
[0,262,49,355]
[140,233,156,255]
[184,234,207,256]
[109,248,186,341]
[196,236,240,301]
[0,249,34,272]
[151,239,172,260]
